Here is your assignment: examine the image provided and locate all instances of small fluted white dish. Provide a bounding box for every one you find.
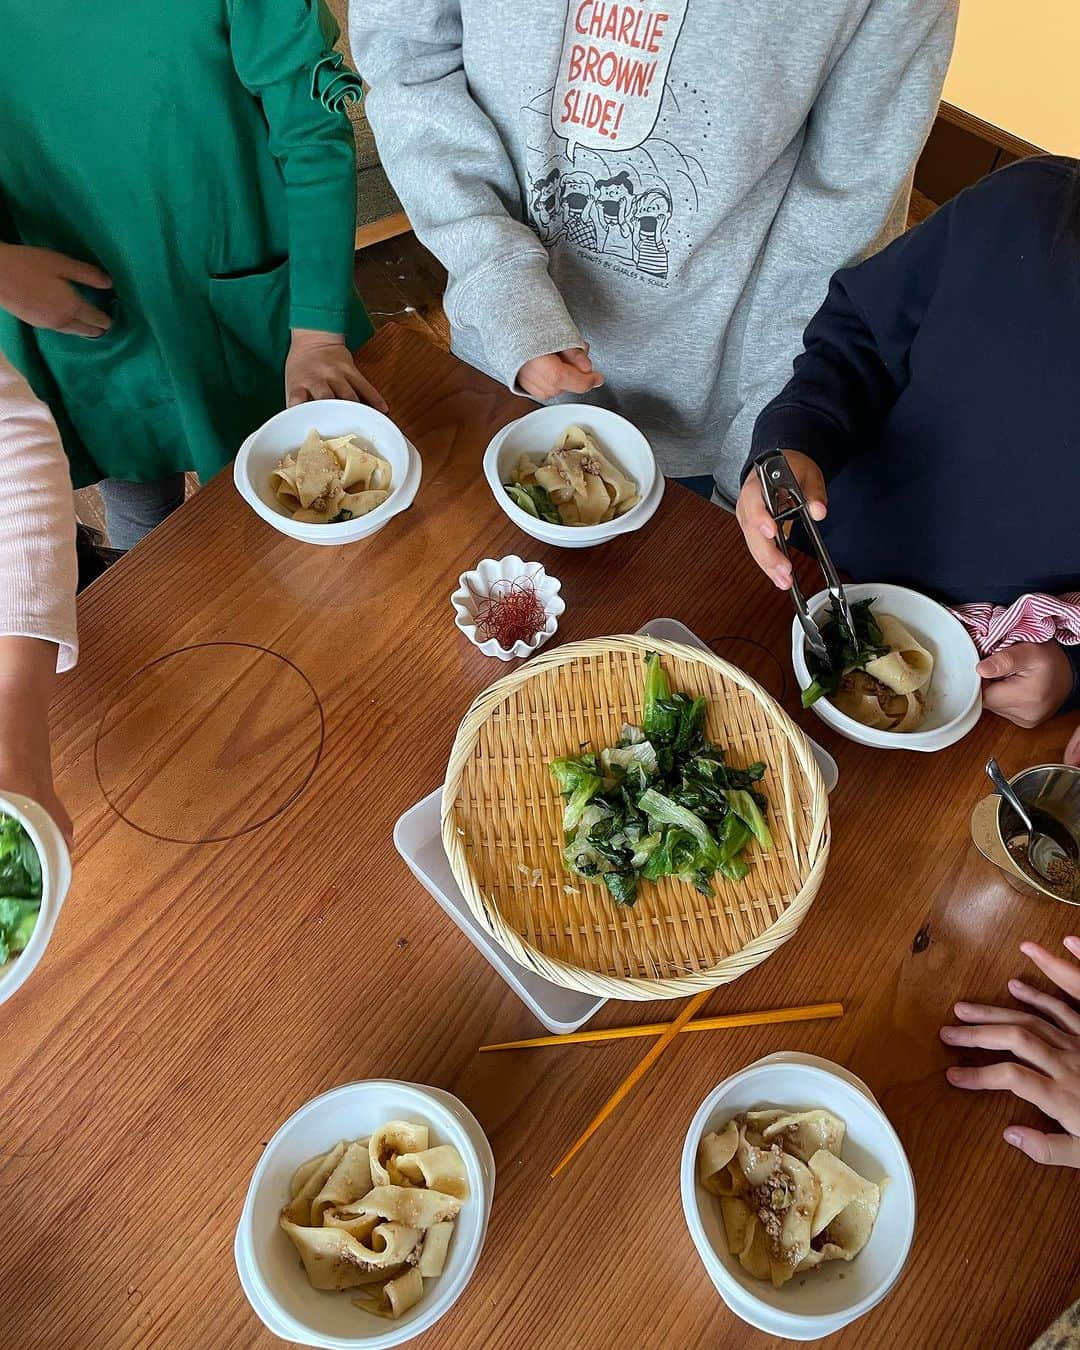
[451,556,564,661]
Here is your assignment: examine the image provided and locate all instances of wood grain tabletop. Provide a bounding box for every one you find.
[2,324,1077,1350]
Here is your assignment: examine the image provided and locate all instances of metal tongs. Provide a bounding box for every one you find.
[755,451,854,661]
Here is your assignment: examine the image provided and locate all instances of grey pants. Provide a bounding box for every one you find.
[98,473,186,551]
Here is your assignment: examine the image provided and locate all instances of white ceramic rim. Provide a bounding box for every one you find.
[486,451,666,551]
[680,1057,917,1339]
[235,1080,494,1350]
[233,405,422,546]
[0,792,72,1005]
[483,410,661,544]
[791,583,982,752]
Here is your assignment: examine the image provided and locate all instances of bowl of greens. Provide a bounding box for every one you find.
[791,583,982,752]
[0,792,72,1005]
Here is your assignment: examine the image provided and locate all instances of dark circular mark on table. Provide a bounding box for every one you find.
[94,642,325,844]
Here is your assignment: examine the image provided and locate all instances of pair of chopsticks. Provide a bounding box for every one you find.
[479,999,844,1178]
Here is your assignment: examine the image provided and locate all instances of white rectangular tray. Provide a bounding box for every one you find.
[392,617,838,1037]
[393,789,605,1035]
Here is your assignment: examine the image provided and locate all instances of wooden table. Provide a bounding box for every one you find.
[3,325,1077,1350]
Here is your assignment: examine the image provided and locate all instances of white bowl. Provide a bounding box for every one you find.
[236,1080,494,1349]
[0,791,72,1006]
[483,404,662,549]
[450,556,565,661]
[681,1053,916,1342]
[234,400,422,546]
[791,582,982,752]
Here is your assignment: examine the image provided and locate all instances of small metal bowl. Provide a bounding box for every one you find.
[971,763,1080,905]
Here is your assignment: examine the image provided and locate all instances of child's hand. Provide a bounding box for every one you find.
[0,637,72,846]
[0,243,112,337]
[941,939,1080,1168]
[735,450,828,589]
[517,347,604,399]
[285,330,388,411]
[976,641,1074,728]
[1066,724,1080,767]
[0,754,72,848]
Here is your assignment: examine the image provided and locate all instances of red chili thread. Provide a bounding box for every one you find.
[469,575,548,648]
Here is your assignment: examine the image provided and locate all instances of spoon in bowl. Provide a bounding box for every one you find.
[985,758,1078,882]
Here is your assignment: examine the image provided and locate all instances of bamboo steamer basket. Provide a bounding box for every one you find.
[442,636,830,1000]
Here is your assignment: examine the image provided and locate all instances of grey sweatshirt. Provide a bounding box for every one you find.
[352,0,956,498]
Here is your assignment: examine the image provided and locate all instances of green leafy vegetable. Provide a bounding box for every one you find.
[0,814,42,964]
[725,789,774,850]
[503,482,562,525]
[562,772,603,833]
[548,653,771,907]
[802,599,888,708]
[550,754,599,795]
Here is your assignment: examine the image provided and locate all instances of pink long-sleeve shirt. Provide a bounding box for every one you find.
[0,353,77,672]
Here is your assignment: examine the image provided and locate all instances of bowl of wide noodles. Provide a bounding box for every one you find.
[233,399,421,546]
[484,403,660,549]
[681,1055,916,1339]
[792,582,982,752]
[236,1080,493,1348]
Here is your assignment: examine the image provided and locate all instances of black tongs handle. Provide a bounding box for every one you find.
[755,451,854,659]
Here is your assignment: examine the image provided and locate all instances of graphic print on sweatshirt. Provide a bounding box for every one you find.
[523,0,708,286]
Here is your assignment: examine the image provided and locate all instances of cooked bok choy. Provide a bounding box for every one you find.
[0,812,42,964]
[550,652,771,907]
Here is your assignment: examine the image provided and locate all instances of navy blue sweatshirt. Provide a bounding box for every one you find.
[746,155,1080,703]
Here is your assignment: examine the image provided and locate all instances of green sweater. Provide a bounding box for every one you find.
[0,0,372,486]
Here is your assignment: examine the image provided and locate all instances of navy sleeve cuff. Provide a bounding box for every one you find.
[1060,644,1080,714]
[741,403,855,487]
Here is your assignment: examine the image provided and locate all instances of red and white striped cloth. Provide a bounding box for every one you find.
[951,592,1080,658]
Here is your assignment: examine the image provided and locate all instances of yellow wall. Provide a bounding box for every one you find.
[943,0,1080,153]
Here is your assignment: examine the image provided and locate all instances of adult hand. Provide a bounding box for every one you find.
[941,938,1080,1168]
[1065,723,1080,767]
[517,347,604,400]
[735,450,827,590]
[0,243,112,337]
[285,330,388,411]
[976,641,1074,728]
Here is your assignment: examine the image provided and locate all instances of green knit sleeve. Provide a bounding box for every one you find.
[227,0,371,340]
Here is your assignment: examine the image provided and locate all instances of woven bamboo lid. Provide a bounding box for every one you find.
[442,636,830,1000]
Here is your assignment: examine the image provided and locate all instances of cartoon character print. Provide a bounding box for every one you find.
[629,187,672,278]
[520,0,704,285]
[594,171,635,262]
[528,167,563,243]
[559,170,599,250]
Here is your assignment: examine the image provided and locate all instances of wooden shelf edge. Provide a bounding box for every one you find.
[937,101,1045,159]
[354,210,412,252]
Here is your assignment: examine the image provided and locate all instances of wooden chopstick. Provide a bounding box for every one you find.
[481,1001,843,1052]
[550,989,711,1178]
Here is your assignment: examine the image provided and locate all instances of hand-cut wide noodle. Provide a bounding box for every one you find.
[280,1118,468,1318]
[270,428,393,523]
[834,613,935,733]
[511,425,639,525]
[698,1107,884,1287]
